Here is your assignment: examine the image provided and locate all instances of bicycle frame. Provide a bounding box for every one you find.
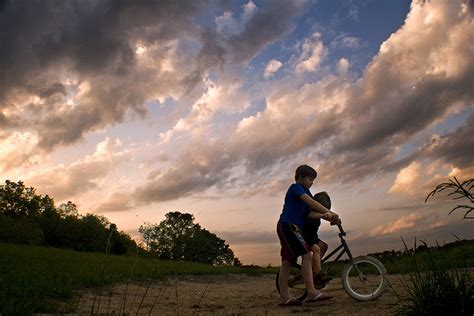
[288,221,365,278]
[321,222,358,274]
[280,220,386,301]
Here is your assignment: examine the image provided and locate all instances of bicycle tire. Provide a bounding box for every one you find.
[275,267,307,301]
[342,256,387,301]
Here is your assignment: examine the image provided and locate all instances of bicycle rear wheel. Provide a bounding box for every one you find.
[342,256,387,301]
[275,265,307,301]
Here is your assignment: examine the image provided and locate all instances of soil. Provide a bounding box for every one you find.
[70,273,406,315]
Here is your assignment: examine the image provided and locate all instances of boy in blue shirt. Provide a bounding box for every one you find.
[276,165,338,306]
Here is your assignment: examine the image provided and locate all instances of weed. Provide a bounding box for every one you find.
[395,241,474,315]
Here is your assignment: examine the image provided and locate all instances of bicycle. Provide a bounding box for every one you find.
[276,219,387,301]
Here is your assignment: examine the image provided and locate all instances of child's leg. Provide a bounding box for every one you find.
[301,252,319,297]
[317,240,328,258]
[303,252,333,302]
[278,260,291,301]
[310,244,322,274]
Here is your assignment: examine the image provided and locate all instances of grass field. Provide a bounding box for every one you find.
[2,239,473,314]
[0,242,275,314]
[322,239,474,277]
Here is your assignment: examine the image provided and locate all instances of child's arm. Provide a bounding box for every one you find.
[308,211,334,221]
[307,211,324,220]
[300,194,339,219]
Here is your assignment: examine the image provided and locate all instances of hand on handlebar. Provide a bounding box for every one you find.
[330,217,341,225]
[325,212,340,225]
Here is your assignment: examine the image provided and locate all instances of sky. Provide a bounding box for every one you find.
[1,0,473,266]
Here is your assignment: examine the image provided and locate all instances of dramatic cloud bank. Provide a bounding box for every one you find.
[134,0,474,204]
[0,0,302,153]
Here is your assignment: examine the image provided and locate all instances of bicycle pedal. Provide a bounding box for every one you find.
[314,273,333,282]
[315,284,326,289]
[288,275,304,287]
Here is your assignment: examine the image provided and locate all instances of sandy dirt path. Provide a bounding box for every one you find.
[73,274,404,315]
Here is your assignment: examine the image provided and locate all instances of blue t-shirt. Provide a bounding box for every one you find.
[279,183,312,229]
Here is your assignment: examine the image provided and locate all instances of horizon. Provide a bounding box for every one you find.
[1,0,473,266]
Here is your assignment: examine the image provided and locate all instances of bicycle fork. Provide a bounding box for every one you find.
[334,223,367,282]
[342,239,368,282]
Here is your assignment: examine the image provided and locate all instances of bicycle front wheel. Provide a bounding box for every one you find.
[342,256,387,301]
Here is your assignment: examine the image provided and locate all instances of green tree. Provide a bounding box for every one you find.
[186,228,237,265]
[139,222,159,252]
[0,180,44,218]
[139,212,238,265]
[0,179,140,255]
[57,201,79,218]
[110,229,137,255]
[77,213,110,252]
[0,215,44,245]
[140,212,197,260]
[0,180,53,244]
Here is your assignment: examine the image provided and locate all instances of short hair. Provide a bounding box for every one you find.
[313,191,331,210]
[294,164,317,181]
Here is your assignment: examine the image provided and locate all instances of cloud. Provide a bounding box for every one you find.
[384,113,474,195]
[369,212,425,236]
[140,0,474,203]
[295,32,326,74]
[95,192,133,213]
[0,0,223,151]
[329,34,361,49]
[26,137,130,200]
[339,0,474,151]
[420,114,474,169]
[216,230,277,245]
[316,0,474,183]
[136,73,353,204]
[159,77,250,143]
[0,131,44,173]
[5,0,473,209]
[389,162,421,195]
[227,0,304,63]
[134,140,234,203]
[231,76,349,172]
[184,0,304,89]
[242,1,258,19]
[215,11,240,35]
[215,1,257,36]
[264,59,283,78]
[0,0,305,155]
[337,58,350,74]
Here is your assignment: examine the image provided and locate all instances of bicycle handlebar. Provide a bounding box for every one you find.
[329,218,346,236]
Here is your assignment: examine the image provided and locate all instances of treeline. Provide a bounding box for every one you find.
[0,180,139,255]
[368,238,474,262]
[0,180,241,266]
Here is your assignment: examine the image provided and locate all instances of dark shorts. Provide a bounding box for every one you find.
[303,219,321,247]
[277,220,310,264]
[304,235,321,247]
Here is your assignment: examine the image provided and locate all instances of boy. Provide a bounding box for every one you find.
[276,165,338,306]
